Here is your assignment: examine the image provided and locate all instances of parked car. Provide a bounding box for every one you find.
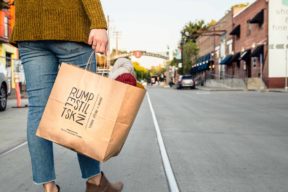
[0,65,9,111]
[176,75,195,89]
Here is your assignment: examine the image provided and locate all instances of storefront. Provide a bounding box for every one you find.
[0,43,21,91]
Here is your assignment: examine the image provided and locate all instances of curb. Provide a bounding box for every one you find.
[197,87,288,93]
[197,87,246,91]
[266,89,288,93]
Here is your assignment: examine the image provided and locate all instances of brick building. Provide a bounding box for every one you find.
[229,0,268,83]
[195,0,288,88]
[195,5,247,79]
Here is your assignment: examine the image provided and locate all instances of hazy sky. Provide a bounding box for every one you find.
[101,0,254,68]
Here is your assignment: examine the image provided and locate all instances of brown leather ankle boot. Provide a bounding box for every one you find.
[86,172,123,192]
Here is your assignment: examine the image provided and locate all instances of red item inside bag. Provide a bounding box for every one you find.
[115,73,137,87]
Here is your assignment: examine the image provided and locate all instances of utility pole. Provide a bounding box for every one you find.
[107,15,110,70]
[179,40,184,75]
[113,31,121,56]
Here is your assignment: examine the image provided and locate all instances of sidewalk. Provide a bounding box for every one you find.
[8,90,28,99]
[197,86,288,93]
[267,88,288,93]
[197,86,246,92]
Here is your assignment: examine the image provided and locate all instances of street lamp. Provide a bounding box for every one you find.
[179,40,184,75]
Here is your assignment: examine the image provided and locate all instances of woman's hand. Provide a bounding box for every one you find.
[88,29,108,55]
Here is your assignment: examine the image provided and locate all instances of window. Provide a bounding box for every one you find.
[226,40,233,54]
[4,16,8,38]
[247,21,252,36]
[215,46,220,59]
[230,25,241,38]
[6,52,12,68]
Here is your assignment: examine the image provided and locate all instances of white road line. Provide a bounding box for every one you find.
[147,93,180,192]
[0,141,27,158]
[196,91,211,95]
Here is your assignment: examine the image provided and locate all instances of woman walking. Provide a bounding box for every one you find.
[10,1,123,191]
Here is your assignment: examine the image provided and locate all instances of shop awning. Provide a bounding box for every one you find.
[251,45,264,57]
[249,9,264,26]
[191,64,200,74]
[198,63,209,72]
[220,55,233,65]
[191,64,209,74]
[230,25,241,37]
[191,53,212,74]
[196,53,211,65]
[231,52,241,62]
[239,50,251,61]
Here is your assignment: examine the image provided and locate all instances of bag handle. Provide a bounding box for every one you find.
[85,51,95,71]
[85,51,107,77]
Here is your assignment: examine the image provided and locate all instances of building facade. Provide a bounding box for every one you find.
[0,1,20,91]
[195,5,247,79]
[230,0,268,84]
[194,0,288,88]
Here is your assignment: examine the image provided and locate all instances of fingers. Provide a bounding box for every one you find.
[88,34,93,45]
[91,41,107,54]
[88,29,108,54]
[105,43,109,55]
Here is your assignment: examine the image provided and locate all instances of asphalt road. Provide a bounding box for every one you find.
[0,88,288,192]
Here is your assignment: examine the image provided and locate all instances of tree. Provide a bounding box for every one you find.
[169,57,179,67]
[183,41,199,74]
[150,65,165,77]
[178,20,207,74]
[208,19,217,27]
[181,20,209,43]
[231,3,249,9]
[132,61,148,81]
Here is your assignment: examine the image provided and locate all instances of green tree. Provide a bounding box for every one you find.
[169,57,179,67]
[181,20,208,43]
[132,61,148,81]
[183,41,199,74]
[208,19,217,27]
[178,20,207,74]
[150,65,165,76]
[231,3,249,9]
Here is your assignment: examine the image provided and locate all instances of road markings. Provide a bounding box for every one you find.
[147,93,180,192]
[0,141,27,158]
[196,91,211,95]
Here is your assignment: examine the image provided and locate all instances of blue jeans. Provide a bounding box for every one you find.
[18,41,100,184]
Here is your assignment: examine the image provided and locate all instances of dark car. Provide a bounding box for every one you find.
[0,65,9,111]
[176,75,195,89]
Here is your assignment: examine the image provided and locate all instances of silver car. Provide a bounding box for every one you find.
[176,75,195,89]
[0,65,9,111]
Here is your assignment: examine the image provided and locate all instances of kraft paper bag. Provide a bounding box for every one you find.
[36,63,146,162]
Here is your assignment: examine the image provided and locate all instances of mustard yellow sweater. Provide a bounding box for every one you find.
[10,0,107,44]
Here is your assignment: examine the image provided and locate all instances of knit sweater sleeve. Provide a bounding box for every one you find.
[81,0,107,29]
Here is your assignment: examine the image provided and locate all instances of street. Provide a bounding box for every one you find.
[0,88,288,192]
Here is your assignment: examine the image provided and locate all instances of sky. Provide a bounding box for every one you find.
[101,0,255,69]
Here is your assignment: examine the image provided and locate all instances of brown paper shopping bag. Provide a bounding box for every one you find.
[36,61,146,162]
